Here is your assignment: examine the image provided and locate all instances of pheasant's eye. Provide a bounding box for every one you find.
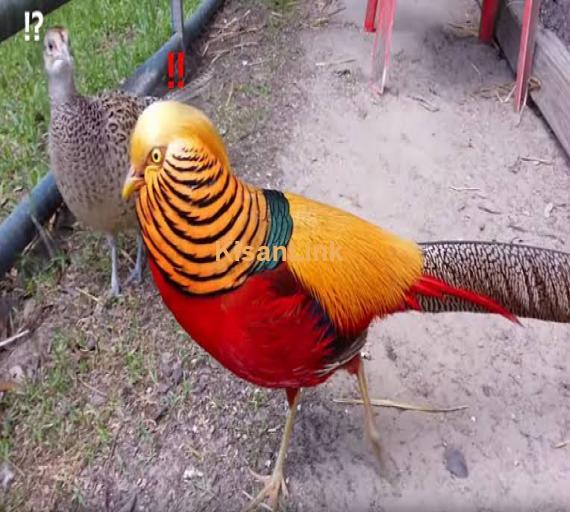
[150,148,162,164]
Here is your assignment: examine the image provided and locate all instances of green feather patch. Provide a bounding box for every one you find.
[252,189,293,273]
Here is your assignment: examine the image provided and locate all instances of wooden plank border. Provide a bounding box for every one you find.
[494,0,570,157]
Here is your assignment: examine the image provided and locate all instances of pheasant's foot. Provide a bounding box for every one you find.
[125,234,146,286]
[242,468,288,512]
[249,469,289,496]
[125,265,143,286]
[242,389,300,512]
[110,280,121,297]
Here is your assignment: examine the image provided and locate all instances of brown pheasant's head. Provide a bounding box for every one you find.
[43,27,73,77]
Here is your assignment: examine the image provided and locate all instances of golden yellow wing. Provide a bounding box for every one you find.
[284,193,423,334]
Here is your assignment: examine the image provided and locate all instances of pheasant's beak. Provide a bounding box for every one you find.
[122,166,144,201]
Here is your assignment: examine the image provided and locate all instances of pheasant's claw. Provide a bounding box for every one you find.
[248,469,289,497]
[242,469,288,512]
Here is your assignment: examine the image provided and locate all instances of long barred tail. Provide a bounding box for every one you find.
[411,242,570,323]
[165,66,213,103]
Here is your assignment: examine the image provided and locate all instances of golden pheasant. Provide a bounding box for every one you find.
[123,101,570,511]
[44,27,205,295]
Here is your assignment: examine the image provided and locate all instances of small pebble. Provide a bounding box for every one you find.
[183,466,204,481]
[444,446,469,478]
[544,202,554,218]
[0,463,14,490]
[8,365,24,383]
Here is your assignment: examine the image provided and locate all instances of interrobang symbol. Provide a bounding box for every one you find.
[24,11,44,42]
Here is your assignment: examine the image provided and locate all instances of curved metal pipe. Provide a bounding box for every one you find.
[0,0,223,277]
[122,0,222,94]
[0,173,62,274]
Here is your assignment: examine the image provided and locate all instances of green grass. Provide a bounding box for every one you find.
[0,301,197,509]
[0,0,199,218]
[0,328,116,509]
[1,330,108,460]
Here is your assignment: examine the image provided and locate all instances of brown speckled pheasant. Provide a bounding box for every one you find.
[44,26,206,295]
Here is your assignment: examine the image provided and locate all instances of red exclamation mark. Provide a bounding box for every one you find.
[177,52,184,88]
[167,52,175,89]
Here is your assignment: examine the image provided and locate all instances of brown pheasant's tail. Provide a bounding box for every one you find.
[165,65,213,103]
[412,241,570,323]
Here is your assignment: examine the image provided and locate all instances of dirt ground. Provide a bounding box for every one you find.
[541,0,570,49]
[1,0,570,511]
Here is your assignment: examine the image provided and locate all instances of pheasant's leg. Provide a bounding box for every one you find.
[243,388,301,512]
[106,234,120,296]
[126,233,146,285]
[355,358,383,462]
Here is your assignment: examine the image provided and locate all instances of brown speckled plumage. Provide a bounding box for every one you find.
[49,91,155,234]
[420,241,570,323]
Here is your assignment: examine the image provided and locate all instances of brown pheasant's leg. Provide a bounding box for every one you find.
[243,388,301,512]
[106,233,120,296]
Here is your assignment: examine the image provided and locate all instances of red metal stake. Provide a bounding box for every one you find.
[364,0,379,32]
[479,0,500,43]
[514,0,541,112]
[370,0,397,94]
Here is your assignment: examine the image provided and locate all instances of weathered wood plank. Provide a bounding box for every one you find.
[495,0,570,157]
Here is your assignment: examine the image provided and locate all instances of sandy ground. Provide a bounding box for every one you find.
[1,0,570,511]
[277,1,570,511]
